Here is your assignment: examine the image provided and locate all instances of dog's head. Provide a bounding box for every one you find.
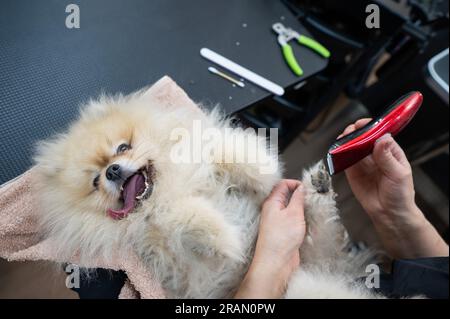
[35,94,162,220]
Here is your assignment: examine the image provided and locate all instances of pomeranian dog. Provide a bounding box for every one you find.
[34,86,379,298]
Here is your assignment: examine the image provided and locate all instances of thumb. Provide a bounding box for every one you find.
[286,184,305,218]
[263,179,301,211]
[372,134,410,181]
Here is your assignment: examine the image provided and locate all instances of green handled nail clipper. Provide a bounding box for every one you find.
[272,22,330,76]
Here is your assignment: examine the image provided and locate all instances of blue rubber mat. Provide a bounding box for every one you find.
[0,0,326,184]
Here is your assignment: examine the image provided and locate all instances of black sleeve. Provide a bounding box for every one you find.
[68,268,128,299]
[68,258,449,299]
[376,257,449,299]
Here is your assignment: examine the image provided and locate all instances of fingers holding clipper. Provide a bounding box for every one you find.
[337,124,356,139]
[373,134,411,182]
[337,118,372,139]
[354,118,372,129]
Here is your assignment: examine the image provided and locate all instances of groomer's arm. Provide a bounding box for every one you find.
[341,119,449,259]
[235,180,306,299]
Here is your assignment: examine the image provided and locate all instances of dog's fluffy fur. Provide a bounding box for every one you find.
[34,88,380,298]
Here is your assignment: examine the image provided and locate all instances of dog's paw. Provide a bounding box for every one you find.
[310,161,331,194]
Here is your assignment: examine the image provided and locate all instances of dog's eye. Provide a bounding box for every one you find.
[116,143,131,154]
[93,175,100,189]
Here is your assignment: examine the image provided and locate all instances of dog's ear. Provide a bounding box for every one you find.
[140,77,206,117]
[34,136,66,178]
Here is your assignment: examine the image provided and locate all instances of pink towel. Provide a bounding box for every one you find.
[0,76,204,299]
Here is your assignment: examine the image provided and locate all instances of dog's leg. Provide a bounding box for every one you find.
[300,161,349,267]
[169,196,244,262]
[213,129,281,199]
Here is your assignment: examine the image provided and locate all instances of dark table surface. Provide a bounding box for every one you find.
[0,0,328,184]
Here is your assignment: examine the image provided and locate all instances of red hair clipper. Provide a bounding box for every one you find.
[326,91,423,175]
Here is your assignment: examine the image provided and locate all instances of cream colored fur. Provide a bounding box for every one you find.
[35,88,382,298]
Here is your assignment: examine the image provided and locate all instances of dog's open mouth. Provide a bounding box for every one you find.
[107,166,153,220]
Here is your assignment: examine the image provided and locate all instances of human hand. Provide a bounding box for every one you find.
[339,118,419,225]
[340,119,448,259]
[235,180,305,299]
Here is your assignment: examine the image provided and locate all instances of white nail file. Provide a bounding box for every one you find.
[200,48,285,96]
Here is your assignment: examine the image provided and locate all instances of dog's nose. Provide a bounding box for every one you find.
[106,164,122,181]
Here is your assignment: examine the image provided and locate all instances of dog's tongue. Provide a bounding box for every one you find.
[107,173,145,220]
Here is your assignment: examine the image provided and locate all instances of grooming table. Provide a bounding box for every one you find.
[0,0,327,184]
